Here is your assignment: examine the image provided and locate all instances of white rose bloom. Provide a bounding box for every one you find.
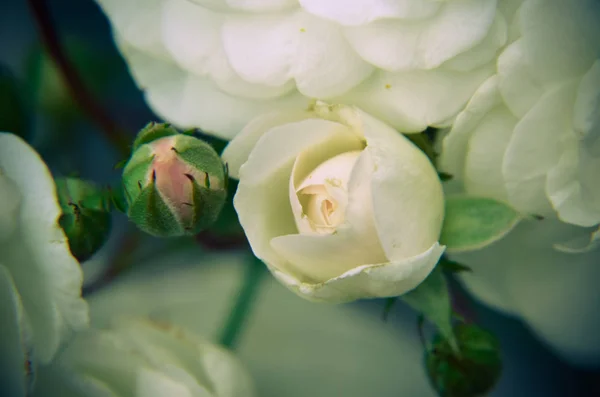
[222,102,445,302]
[439,0,600,366]
[33,318,256,397]
[0,133,89,396]
[94,0,515,139]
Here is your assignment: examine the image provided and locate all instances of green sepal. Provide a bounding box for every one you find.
[187,175,227,234]
[55,177,112,262]
[440,196,522,253]
[132,122,179,151]
[126,176,182,237]
[122,145,155,207]
[402,267,457,352]
[173,135,225,182]
[426,323,502,397]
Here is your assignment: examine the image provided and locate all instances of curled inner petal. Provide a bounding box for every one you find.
[294,151,361,235]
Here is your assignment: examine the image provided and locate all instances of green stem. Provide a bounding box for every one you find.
[218,256,265,349]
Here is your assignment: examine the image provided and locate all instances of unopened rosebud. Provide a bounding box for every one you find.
[55,177,111,262]
[122,122,227,237]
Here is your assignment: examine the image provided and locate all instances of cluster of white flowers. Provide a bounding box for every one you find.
[2,0,599,395]
[95,0,599,367]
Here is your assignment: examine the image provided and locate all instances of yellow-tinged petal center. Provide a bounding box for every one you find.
[294,151,362,235]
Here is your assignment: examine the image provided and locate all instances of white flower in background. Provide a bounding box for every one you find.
[222,102,444,302]
[0,133,88,396]
[439,0,600,366]
[33,318,256,397]
[94,0,515,139]
[55,249,566,397]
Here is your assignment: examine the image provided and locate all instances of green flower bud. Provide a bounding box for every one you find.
[56,177,112,262]
[426,323,502,397]
[122,122,227,237]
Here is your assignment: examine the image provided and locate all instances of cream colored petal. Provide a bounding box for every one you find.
[271,150,387,282]
[360,110,444,261]
[463,106,518,201]
[0,172,20,242]
[0,265,30,397]
[442,14,507,72]
[222,10,373,98]
[518,0,600,84]
[497,39,545,118]
[0,133,88,363]
[117,42,309,140]
[502,81,578,216]
[222,110,315,179]
[233,120,357,277]
[186,0,297,12]
[343,0,496,71]
[271,242,444,302]
[547,62,600,226]
[339,63,495,133]
[289,145,364,235]
[299,0,441,26]
[96,0,169,59]
[439,75,502,180]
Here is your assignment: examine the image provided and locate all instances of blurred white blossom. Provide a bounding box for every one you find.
[223,102,445,302]
[33,318,256,397]
[0,133,88,396]
[94,0,517,139]
[439,0,600,367]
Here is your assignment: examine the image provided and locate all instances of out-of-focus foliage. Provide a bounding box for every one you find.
[426,323,502,397]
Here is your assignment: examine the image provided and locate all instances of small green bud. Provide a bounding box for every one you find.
[426,323,502,397]
[122,123,227,237]
[56,177,112,262]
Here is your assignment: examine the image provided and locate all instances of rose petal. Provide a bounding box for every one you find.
[463,106,517,201]
[186,0,297,12]
[547,61,600,226]
[233,119,358,276]
[343,0,496,71]
[440,76,502,179]
[442,14,507,72]
[117,42,308,139]
[0,133,88,363]
[339,63,494,133]
[299,0,441,26]
[96,0,169,59]
[271,242,444,302]
[502,81,579,216]
[271,150,387,282]
[518,0,600,84]
[497,39,545,118]
[359,111,444,261]
[0,265,30,397]
[222,10,373,97]
[289,145,364,236]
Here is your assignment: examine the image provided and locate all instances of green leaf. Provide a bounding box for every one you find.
[401,267,457,351]
[0,65,30,140]
[56,178,112,262]
[440,196,522,253]
[426,323,502,397]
